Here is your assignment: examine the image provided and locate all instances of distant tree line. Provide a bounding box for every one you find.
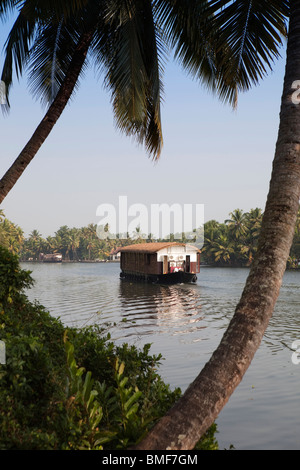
[202,208,300,269]
[1,208,300,268]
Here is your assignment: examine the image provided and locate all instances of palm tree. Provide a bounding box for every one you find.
[80,223,97,259]
[67,228,80,260]
[0,213,24,253]
[0,0,166,202]
[225,208,248,241]
[294,207,300,236]
[246,208,263,238]
[2,0,299,451]
[289,208,300,262]
[0,0,268,204]
[24,229,45,259]
[135,1,300,450]
[212,233,234,265]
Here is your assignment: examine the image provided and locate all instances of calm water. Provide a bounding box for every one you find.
[22,261,300,450]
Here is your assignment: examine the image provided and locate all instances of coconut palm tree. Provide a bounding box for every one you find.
[0,212,24,253]
[0,0,277,203]
[246,208,263,238]
[212,233,234,265]
[26,228,45,258]
[0,0,165,202]
[225,208,248,241]
[2,0,298,451]
[66,228,80,260]
[294,207,300,236]
[135,0,300,450]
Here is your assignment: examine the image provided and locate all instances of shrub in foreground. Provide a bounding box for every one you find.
[0,247,218,449]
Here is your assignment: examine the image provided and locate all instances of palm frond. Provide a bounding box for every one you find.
[21,0,89,22]
[27,19,84,107]
[207,0,289,104]
[97,0,164,160]
[155,0,218,93]
[156,0,289,107]
[0,0,19,19]
[1,6,37,111]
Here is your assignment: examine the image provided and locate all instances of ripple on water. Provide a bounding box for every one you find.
[22,263,300,449]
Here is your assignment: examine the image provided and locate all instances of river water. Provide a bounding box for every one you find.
[22,261,300,450]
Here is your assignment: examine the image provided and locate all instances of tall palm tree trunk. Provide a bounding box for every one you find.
[135,2,300,450]
[0,30,93,204]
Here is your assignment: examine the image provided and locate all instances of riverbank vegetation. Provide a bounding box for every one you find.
[1,208,300,269]
[0,246,219,449]
[202,208,300,269]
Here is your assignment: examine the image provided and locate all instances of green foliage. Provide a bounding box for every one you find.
[195,423,219,450]
[0,211,24,256]
[0,246,33,303]
[109,358,143,448]
[203,207,300,269]
[63,340,114,450]
[1,205,299,267]
[0,246,219,450]
[202,208,263,267]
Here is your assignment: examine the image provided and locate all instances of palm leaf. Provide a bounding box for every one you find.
[1,7,37,110]
[156,0,289,106]
[155,0,218,93]
[205,0,290,104]
[0,0,19,18]
[27,18,83,106]
[97,0,164,160]
[21,0,90,22]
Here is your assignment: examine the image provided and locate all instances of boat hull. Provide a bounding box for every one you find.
[120,270,197,284]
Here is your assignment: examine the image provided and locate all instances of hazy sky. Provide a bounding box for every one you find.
[0,18,287,237]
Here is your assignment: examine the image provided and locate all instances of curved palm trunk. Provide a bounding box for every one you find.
[135,3,300,450]
[0,30,93,204]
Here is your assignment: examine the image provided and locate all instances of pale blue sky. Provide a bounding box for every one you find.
[0,18,287,237]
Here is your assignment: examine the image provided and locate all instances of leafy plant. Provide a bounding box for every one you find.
[0,246,219,449]
[63,339,116,449]
[0,246,33,304]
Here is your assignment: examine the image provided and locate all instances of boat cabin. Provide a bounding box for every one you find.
[39,253,63,262]
[119,242,200,283]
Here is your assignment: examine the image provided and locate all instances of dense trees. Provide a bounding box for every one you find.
[203,208,300,269]
[203,208,263,267]
[0,214,160,261]
[1,208,300,268]
[0,210,24,255]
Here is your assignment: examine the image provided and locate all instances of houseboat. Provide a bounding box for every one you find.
[119,242,200,284]
[39,253,63,263]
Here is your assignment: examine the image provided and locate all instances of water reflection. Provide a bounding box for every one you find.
[24,263,300,356]
[267,272,300,354]
[22,262,300,449]
[117,279,206,339]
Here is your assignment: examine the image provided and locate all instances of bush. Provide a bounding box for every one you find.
[0,248,217,450]
[0,248,181,449]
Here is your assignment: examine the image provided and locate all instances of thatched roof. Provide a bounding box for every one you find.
[119,242,200,254]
